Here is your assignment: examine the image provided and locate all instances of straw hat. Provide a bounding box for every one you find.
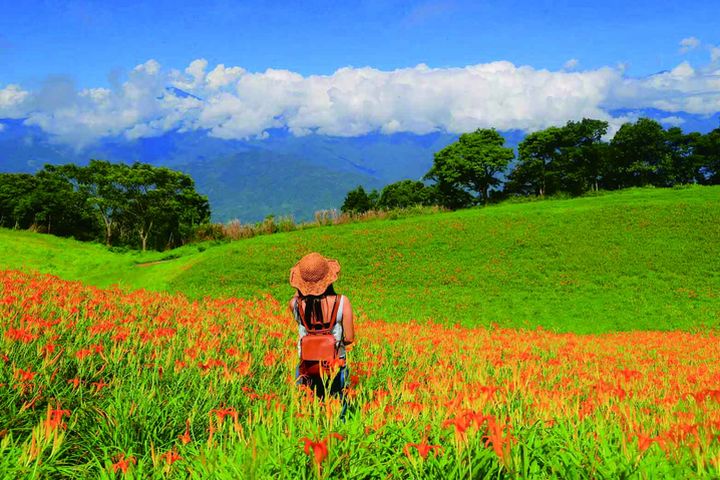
[289,252,340,296]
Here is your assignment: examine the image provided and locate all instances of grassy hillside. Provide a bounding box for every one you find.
[1,186,719,333]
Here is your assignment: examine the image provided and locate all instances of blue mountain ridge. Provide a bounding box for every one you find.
[0,110,717,222]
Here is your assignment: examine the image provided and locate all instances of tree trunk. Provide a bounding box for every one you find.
[139,220,153,252]
[101,214,112,247]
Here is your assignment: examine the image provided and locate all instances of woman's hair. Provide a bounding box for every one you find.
[298,284,336,328]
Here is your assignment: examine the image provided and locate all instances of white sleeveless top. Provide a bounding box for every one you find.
[293,295,346,359]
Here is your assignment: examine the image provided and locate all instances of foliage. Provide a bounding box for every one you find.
[341,186,376,214]
[506,126,564,197]
[610,118,669,187]
[377,180,435,210]
[347,117,720,208]
[0,161,210,251]
[1,186,718,334]
[425,128,514,207]
[695,127,720,184]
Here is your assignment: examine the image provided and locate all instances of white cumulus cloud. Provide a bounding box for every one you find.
[711,45,720,64]
[563,58,579,70]
[679,36,701,53]
[1,56,719,146]
[659,116,685,126]
[607,61,720,114]
[0,84,30,118]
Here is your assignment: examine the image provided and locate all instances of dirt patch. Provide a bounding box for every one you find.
[135,259,174,268]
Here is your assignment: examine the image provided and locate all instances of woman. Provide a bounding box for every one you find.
[289,252,355,401]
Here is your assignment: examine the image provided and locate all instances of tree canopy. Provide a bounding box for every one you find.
[345,117,720,212]
[0,161,210,251]
[425,128,514,207]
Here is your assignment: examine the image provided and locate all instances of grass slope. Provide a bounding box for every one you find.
[1,186,719,333]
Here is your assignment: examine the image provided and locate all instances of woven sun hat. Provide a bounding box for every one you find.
[289,252,341,296]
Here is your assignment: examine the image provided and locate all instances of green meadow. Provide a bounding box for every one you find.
[1,186,719,333]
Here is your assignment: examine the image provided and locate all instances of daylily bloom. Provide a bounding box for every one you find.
[404,439,442,459]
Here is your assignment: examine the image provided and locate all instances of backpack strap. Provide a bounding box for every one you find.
[296,299,310,331]
[297,296,340,333]
[329,296,341,330]
[336,295,344,323]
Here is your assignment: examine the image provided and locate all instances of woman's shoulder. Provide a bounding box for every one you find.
[288,295,299,310]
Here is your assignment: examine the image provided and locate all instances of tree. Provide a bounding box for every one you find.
[33,165,98,239]
[121,163,210,251]
[507,127,563,196]
[0,174,37,229]
[341,185,375,214]
[425,129,514,207]
[694,128,720,184]
[664,127,700,185]
[610,118,668,187]
[377,180,433,209]
[72,160,128,246]
[559,119,610,193]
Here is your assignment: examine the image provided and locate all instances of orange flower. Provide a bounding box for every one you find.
[45,405,71,430]
[300,433,343,464]
[91,380,109,392]
[301,437,328,464]
[179,419,192,445]
[212,407,238,423]
[443,415,471,438]
[404,439,442,459]
[482,415,513,462]
[162,448,181,465]
[14,368,36,382]
[112,454,136,473]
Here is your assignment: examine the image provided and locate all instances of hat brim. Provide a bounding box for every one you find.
[289,258,340,296]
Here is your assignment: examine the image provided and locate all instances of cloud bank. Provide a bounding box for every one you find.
[1,51,719,146]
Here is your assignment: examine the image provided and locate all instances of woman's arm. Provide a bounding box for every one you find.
[342,296,355,345]
[288,295,298,314]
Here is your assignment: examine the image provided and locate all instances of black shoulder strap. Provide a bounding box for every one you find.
[298,296,340,333]
[297,299,310,330]
[328,295,341,330]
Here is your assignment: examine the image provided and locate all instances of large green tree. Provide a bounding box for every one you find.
[341,185,376,214]
[0,174,38,229]
[507,126,563,196]
[68,160,129,246]
[610,118,669,187]
[694,128,720,184]
[377,180,434,209]
[425,128,514,207]
[508,119,610,197]
[558,119,610,194]
[33,165,98,239]
[121,163,210,251]
[664,128,701,185]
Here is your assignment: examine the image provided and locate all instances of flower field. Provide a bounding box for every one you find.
[1,269,720,478]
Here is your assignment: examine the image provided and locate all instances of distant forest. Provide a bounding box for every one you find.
[0,160,209,251]
[342,117,720,213]
[2,116,719,251]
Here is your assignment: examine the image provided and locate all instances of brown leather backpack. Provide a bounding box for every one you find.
[297,296,341,363]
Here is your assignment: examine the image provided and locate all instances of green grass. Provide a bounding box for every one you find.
[1,186,719,333]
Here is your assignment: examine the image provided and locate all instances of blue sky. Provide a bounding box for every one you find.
[2,0,718,87]
[1,1,719,144]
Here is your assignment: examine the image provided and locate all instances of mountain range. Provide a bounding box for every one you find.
[1,109,717,222]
